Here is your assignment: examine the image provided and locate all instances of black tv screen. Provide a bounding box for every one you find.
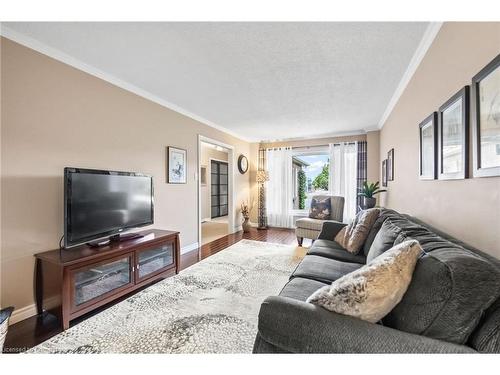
[64,167,154,248]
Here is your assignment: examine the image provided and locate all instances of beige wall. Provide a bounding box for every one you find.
[379,22,500,258]
[200,143,228,220]
[0,38,251,314]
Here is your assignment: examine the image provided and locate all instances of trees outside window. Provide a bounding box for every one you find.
[292,153,329,210]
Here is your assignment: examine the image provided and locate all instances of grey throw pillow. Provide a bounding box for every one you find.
[366,219,402,263]
[307,240,423,323]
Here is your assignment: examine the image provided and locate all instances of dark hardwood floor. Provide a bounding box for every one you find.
[3,227,302,353]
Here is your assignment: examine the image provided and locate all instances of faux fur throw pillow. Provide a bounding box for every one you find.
[307,240,423,323]
[335,208,380,254]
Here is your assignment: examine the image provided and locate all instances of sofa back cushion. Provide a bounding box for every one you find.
[383,227,500,345]
[362,208,399,256]
[366,219,402,263]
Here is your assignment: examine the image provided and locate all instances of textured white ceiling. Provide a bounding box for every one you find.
[4,22,429,142]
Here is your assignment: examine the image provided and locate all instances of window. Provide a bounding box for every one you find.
[291,149,330,211]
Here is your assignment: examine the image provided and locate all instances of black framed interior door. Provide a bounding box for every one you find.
[211,160,228,218]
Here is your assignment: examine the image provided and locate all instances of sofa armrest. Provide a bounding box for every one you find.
[256,296,475,353]
[317,221,347,241]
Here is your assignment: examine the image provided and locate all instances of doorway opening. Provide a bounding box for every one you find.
[198,138,234,246]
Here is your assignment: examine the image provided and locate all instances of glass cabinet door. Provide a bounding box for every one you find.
[72,255,133,309]
[136,242,174,281]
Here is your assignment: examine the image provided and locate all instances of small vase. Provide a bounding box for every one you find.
[363,197,376,209]
[242,217,251,233]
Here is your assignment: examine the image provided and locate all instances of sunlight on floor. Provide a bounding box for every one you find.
[201,217,229,245]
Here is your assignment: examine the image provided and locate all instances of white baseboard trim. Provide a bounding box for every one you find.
[9,304,37,326]
[181,242,199,254]
[250,221,258,228]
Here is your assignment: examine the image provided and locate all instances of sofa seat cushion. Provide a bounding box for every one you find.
[279,277,329,302]
[296,217,327,231]
[308,240,366,264]
[291,255,362,284]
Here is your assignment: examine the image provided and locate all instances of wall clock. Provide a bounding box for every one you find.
[238,154,248,174]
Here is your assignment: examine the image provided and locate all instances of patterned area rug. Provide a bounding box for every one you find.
[28,240,304,354]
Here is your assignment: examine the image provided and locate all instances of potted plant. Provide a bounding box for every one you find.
[358,181,386,209]
[240,199,255,233]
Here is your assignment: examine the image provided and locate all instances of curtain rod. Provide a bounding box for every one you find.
[261,141,365,151]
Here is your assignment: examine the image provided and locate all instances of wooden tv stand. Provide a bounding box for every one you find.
[35,229,180,330]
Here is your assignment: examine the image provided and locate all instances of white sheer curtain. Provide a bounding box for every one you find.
[329,142,358,223]
[265,147,294,228]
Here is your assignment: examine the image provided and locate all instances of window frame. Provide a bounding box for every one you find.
[290,146,331,215]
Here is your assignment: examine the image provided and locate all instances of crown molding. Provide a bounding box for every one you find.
[363,125,380,133]
[0,25,254,143]
[1,23,442,142]
[377,22,443,130]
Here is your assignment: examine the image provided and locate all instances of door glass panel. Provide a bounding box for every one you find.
[138,244,174,279]
[210,160,229,219]
[74,257,130,306]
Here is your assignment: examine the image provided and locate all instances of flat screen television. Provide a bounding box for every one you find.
[64,167,154,248]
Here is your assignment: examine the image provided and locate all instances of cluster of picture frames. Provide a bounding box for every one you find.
[416,53,500,182]
[381,149,394,187]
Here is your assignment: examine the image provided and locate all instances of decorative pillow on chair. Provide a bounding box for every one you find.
[307,240,423,323]
[309,196,331,220]
[335,208,380,254]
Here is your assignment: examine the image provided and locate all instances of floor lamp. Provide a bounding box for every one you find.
[256,170,269,230]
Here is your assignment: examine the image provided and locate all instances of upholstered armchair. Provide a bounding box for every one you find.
[295,195,344,246]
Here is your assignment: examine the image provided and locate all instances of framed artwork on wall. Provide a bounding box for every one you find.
[387,148,394,181]
[471,53,500,178]
[438,86,470,180]
[419,112,438,180]
[167,146,187,184]
[382,159,388,187]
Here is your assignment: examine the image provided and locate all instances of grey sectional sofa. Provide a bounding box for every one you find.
[253,208,500,353]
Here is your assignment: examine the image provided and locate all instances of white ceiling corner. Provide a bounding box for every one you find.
[1,22,433,142]
[377,22,442,129]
